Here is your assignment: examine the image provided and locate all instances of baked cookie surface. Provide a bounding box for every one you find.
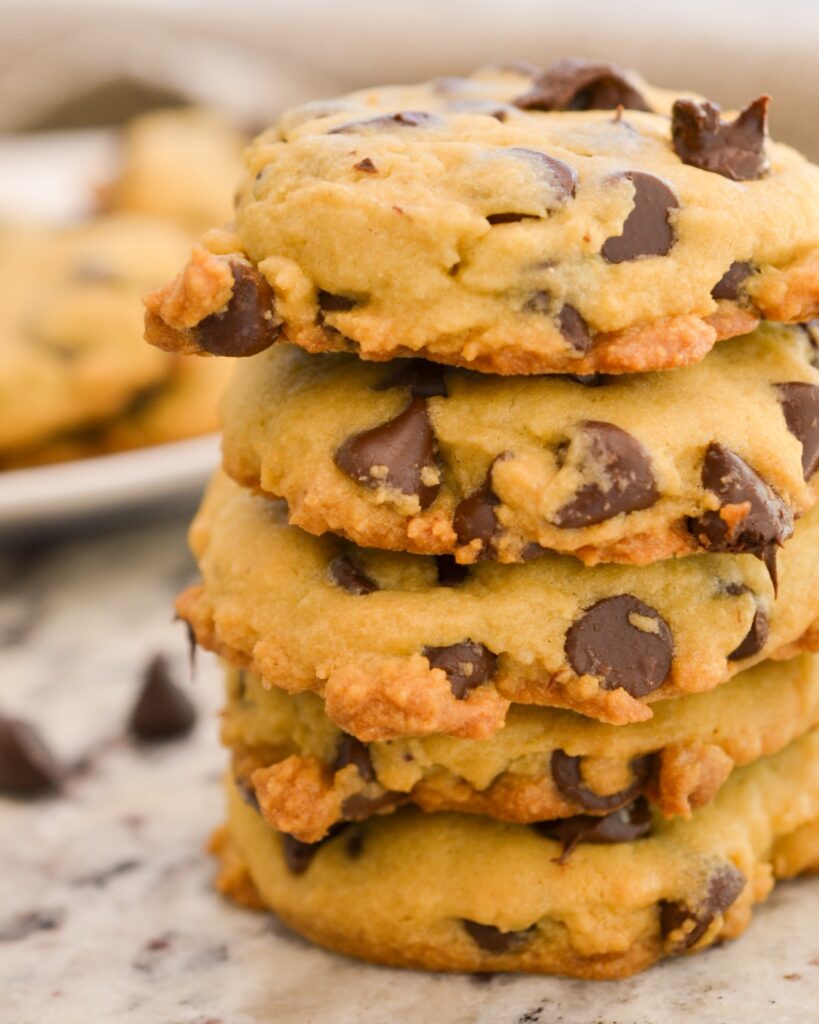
[214,727,819,978]
[221,323,819,565]
[145,59,819,374]
[179,473,819,737]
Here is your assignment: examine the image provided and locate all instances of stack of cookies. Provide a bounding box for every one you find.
[144,59,819,978]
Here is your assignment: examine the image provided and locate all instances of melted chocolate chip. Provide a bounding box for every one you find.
[281,825,345,876]
[660,864,745,951]
[550,750,652,812]
[353,157,377,173]
[672,97,770,181]
[329,555,379,595]
[728,602,769,661]
[334,398,440,509]
[513,58,650,113]
[486,212,539,225]
[504,148,578,203]
[374,360,448,398]
[128,655,196,742]
[711,261,754,302]
[558,304,592,353]
[688,443,793,588]
[602,172,678,263]
[435,555,470,587]
[453,468,500,554]
[566,372,610,387]
[0,716,62,797]
[565,595,673,698]
[340,791,400,818]
[462,920,535,954]
[553,422,658,528]
[329,111,442,134]
[423,641,497,698]
[333,734,375,782]
[317,291,358,312]
[196,262,280,357]
[533,797,652,863]
[776,383,819,480]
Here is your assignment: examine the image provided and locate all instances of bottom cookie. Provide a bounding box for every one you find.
[214,728,819,979]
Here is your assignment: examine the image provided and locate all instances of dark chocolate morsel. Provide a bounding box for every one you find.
[776,383,819,480]
[504,147,578,203]
[512,58,650,113]
[727,604,769,661]
[550,750,652,812]
[462,920,536,954]
[317,290,358,312]
[565,595,673,698]
[711,261,754,302]
[374,360,448,398]
[435,555,470,587]
[602,172,678,263]
[558,304,592,353]
[329,111,442,134]
[423,641,498,698]
[329,555,379,595]
[333,734,375,783]
[660,863,745,951]
[453,470,499,553]
[0,716,62,797]
[671,97,770,181]
[486,212,539,224]
[128,655,196,742]
[281,824,345,876]
[353,157,377,173]
[334,398,440,509]
[533,796,652,863]
[565,372,610,387]
[553,421,658,528]
[196,262,280,357]
[688,443,793,588]
[340,791,401,819]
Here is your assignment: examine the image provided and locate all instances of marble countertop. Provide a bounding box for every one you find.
[2,508,818,1024]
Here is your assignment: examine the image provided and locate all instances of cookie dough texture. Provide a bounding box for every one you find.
[145,61,819,374]
[214,728,819,978]
[221,323,819,565]
[179,473,819,736]
[223,654,819,842]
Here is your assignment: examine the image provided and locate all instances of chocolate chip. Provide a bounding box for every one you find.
[565,595,673,698]
[196,262,280,357]
[317,290,358,313]
[728,601,769,661]
[0,716,62,797]
[334,398,440,509]
[802,320,819,367]
[711,261,754,302]
[550,750,652,812]
[374,360,448,398]
[235,776,260,812]
[512,58,650,113]
[128,655,196,742]
[660,864,745,951]
[486,213,540,225]
[340,791,400,818]
[558,304,592,353]
[329,555,379,595]
[533,796,652,863]
[423,641,497,698]
[504,148,577,203]
[553,422,658,528]
[333,734,375,782]
[435,555,470,587]
[776,383,819,480]
[565,372,610,387]
[453,470,499,554]
[602,172,678,263]
[329,111,442,134]
[672,97,770,181]
[281,825,344,875]
[353,157,377,173]
[688,443,793,588]
[462,920,535,954]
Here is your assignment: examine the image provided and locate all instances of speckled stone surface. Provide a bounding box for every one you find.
[1,513,818,1024]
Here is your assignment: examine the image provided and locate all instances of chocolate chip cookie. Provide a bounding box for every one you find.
[145,59,819,374]
[220,322,819,566]
[179,473,819,736]
[213,726,819,978]
[222,653,819,842]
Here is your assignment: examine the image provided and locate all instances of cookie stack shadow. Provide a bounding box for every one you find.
[144,59,819,978]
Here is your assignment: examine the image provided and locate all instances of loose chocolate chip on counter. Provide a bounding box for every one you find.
[565,595,673,698]
[453,469,500,554]
[0,716,62,797]
[435,555,470,587]
[195,262,280,357]
[128,655,196,742]
[462,919,536,954]
[688,443,793,588]
[329,555,380,595]
[533,796,652,863]
[776,383,819,480]
[423,641,498,699]
[550,750,653,812]
[329,111,442,134]
[602,172,679,263]
[503,148,578,203]
[353,157,377,173]
[711,261,754,302]
[334,398,440,509]
[660,863,745,952]
[671,97,770,181]
[374,360,449,398]
[553,422,658,528]
[333,734,375,782]
[513,58,650,112]
[558,304,592,353]
[317,290,358,313]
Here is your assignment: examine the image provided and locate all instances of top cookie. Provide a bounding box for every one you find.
[145,58,819,375]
